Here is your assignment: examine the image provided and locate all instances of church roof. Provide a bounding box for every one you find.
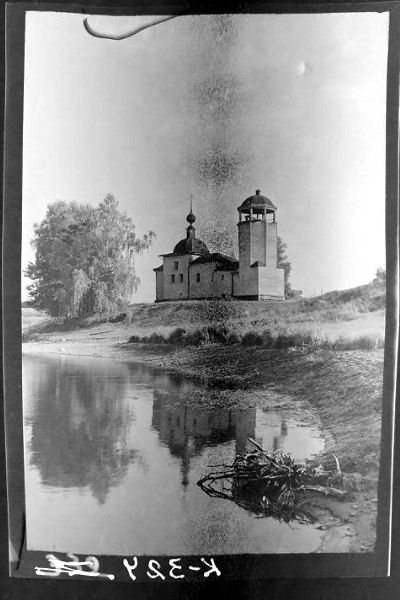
[191,253,239,270]
[239,189,277,213]
[173,236,210,256]
[251,260,266,268]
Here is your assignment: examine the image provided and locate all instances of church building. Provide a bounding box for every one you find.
[153,189,285,301]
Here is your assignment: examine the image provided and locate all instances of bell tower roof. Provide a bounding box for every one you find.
[239,189,277,215]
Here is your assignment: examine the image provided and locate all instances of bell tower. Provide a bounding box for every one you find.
[237,189,277,268]
[235,189,285,300]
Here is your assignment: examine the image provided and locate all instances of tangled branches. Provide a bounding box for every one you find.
[197,439,347,523]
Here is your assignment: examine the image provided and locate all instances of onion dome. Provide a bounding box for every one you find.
[186,209,196,225]
[172,201,209,255]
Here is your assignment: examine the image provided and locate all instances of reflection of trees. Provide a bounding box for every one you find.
[25,355,140,504]
[151,388,256,487]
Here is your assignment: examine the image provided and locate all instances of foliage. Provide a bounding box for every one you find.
[277,236,293,298]
[126,325,384,351]
[373,267,386,283]
[25,194,155,318]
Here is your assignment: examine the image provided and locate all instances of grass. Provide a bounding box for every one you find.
[22,278,386,348]
[121,281,385,351]
[123,280,385,341]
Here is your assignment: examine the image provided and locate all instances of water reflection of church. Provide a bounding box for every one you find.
[25,354,291,505]
[151,390,256,487]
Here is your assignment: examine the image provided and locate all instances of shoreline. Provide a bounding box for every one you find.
[22,334,384,554]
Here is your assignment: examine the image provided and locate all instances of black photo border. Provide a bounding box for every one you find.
[2,0,400,597]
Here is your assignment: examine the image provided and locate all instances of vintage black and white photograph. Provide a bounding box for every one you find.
[7,4,397,580]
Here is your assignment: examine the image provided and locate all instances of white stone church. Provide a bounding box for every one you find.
[153,189,285,301]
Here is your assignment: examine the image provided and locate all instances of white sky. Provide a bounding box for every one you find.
[22,11,389,302]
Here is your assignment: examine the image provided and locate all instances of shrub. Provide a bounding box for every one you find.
[273,332,315,349]
[167,327,187,344]
[207,326,229,344]
[59,318,81,332]
[261,329,274,347]
[128,335,140,343]
[274,334,290,349]
[333,335,384,351]
[148,333,166,344]
[185,328,208,345]
[126,328,384,351]
[227,332,240,344]
[109,313,127,323]
[241,331,263,346]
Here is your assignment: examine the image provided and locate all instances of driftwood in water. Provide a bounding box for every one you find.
[197,438,347,522]
[301,485,348,499]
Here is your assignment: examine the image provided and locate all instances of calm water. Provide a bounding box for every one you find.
[23,351,328,555]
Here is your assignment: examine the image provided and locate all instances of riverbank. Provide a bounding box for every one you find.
[23,326,384,553]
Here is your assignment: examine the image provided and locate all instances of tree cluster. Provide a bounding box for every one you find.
[373,267,386,283]
[277,236,294,298]
[26,194,155,319]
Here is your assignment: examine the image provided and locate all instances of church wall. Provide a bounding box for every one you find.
[266,222,278,268]
[233,265,259,298]
[238,222,251,266]
[249,220,267,264]
[188,263,214,299]
[257,266,285,299]
[162,255,192,300]
[239,221,278,267]
[210,269,234,298]
[155,271,164,301]
[189,263,235,299]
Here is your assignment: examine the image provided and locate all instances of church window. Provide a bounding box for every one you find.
[174,261,179,270]
[180,274,184,282]
[196,273,200,282]
[171,274,175,283]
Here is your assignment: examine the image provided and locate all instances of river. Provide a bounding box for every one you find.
[22,351,334,555]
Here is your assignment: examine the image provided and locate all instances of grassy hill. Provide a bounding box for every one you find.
[128,279,384,323]
[23,279,385,349]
